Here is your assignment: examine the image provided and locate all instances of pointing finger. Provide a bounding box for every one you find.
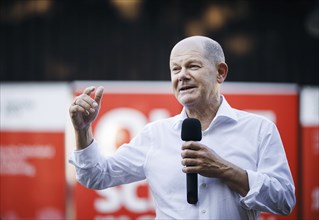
[83,86,96,96]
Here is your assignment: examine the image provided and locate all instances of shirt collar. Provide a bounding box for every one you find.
[172,95,238,130]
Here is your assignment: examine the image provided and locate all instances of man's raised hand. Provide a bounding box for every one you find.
[69,86,104,131]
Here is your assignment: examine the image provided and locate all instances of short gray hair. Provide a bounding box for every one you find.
[203,38,225,65]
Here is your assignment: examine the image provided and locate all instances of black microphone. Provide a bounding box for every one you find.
[181,118,202,204]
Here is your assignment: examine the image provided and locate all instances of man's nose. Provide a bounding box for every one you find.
[178,68,190,81]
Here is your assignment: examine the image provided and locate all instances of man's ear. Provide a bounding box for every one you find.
[217,63,228,84]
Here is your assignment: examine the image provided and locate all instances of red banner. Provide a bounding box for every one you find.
[0,132,65,219]
[0,83,70,219]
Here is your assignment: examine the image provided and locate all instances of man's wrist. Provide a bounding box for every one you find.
[75,126,93,150]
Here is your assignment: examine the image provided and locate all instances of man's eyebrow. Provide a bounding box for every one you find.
[170,58,203,68]
[171,58,202,64]
[185,59,203,64]
[170,62,180,67]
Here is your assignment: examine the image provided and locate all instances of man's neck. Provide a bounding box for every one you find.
[185,96,221,131]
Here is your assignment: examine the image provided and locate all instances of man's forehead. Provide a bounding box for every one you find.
[170,51,203,63]
[170,44,206,65]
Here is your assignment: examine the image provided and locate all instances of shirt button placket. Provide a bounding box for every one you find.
[199,183,207,219]
[199,208,207,219]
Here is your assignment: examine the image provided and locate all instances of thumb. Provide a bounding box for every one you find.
[94,86,104,105]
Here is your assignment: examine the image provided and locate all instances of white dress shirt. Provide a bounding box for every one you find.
[69,96,296,220]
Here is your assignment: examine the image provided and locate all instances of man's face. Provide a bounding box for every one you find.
[169,40,218,107]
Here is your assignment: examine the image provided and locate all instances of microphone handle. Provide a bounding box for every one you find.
[187,173,198,204]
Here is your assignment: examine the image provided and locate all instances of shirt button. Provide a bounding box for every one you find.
[201,210,206,214]
[201,183,207,188]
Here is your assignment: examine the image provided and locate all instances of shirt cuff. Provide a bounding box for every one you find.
[239,169,264,209]
[68,139,101,169]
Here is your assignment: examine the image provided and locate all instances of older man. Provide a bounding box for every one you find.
[69,36,296,219]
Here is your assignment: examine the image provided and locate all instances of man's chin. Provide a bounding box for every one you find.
[178,96,197,107]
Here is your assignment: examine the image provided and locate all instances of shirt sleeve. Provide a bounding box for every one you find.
[239,122,296,215]
[69,125,152,190]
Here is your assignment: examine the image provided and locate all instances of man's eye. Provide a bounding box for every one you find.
[190,65,200,70]
[172,67,181,72]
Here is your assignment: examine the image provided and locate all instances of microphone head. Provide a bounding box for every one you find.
[181,118,202,141]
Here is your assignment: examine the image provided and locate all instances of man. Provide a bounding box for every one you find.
[69,36,296,219]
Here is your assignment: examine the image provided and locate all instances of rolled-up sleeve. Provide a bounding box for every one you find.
[239,123,296,215]
[69,125,152,190]
[69,140,112,189]
[69,140,103,169]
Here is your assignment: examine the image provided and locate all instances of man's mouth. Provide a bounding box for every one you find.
[179,85,196,92]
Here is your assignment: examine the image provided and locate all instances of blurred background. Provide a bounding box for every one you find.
[0,0,319,84]
[1,0,319,220]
